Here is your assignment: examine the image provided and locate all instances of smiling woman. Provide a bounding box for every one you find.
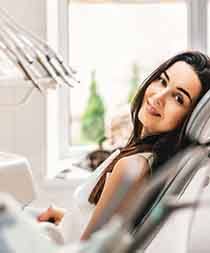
[38,51,210,242]
[80,51,210,240]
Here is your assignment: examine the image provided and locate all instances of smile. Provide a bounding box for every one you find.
[146,100,161,117]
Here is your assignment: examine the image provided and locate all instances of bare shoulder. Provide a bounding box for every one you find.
[117,154,149,168]
[113,154,150,182]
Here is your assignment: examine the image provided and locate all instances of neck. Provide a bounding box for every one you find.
[140,127,160,140]
[140,127,150,139]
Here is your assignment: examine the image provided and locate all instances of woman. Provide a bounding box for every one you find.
[38,51,210,241]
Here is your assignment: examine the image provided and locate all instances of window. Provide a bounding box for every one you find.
[44,0,209,176]
[68,1,187,151]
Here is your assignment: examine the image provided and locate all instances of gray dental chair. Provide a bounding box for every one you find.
[1,91,210,253]
[127,89,210,252]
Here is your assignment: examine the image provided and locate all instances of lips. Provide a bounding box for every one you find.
[146,100,161,117]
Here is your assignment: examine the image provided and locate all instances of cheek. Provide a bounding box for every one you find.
[163,107,188,130]
[138,88,151,117]
[144,84,155,98]
[141,87,153,108]
[143,83,162,104]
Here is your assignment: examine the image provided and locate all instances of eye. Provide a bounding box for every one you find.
[174,93,184,105]
[158,76,167,87]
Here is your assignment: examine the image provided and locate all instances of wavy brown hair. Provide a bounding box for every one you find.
[89,51,210,205]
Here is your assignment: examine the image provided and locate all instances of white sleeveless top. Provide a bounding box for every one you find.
[59,151,154,244]
[139,152,154,169]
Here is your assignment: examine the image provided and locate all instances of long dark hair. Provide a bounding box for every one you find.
[89,51,210,205]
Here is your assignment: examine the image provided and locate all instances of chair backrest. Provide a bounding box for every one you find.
[144,160,210,253]
[185,88,210,145]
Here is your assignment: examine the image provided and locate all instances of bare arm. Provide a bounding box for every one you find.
[80,154,150,240]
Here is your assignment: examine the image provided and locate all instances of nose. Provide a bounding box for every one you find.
[152,88,169,108]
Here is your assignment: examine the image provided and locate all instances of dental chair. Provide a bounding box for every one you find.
[128,89,210,252]
[127,156,210,253]
[1,89,210,253]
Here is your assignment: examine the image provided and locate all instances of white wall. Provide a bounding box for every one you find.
[0,0,47,39]
[0,0,48,181]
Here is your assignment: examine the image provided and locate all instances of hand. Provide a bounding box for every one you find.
[37,205,66,225]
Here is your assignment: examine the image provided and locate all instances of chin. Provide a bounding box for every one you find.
[139,112,161,135]
[139,118,155,134]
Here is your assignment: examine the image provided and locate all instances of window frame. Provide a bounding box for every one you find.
[48,0,208,175]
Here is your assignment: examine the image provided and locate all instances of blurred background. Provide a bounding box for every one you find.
[0,0,210,176]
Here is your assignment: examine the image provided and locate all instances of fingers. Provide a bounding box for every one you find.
[37,205,65,225]
[37,206,53,222]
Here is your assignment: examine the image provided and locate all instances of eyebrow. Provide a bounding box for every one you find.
[163,71,170,81]
[162,71,193,104]
[177,87,193,103]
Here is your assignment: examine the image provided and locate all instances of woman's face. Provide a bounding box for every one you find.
[138,61,202,138]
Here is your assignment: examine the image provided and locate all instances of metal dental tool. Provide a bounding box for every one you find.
[0,7,79,93]
[0,8,79,89]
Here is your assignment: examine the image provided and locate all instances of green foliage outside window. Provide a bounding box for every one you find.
[81,70,105,143]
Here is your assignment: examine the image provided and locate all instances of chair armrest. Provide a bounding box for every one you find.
[0,152,36,205]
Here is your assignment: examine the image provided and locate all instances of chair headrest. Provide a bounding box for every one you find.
[185,89,210,144]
